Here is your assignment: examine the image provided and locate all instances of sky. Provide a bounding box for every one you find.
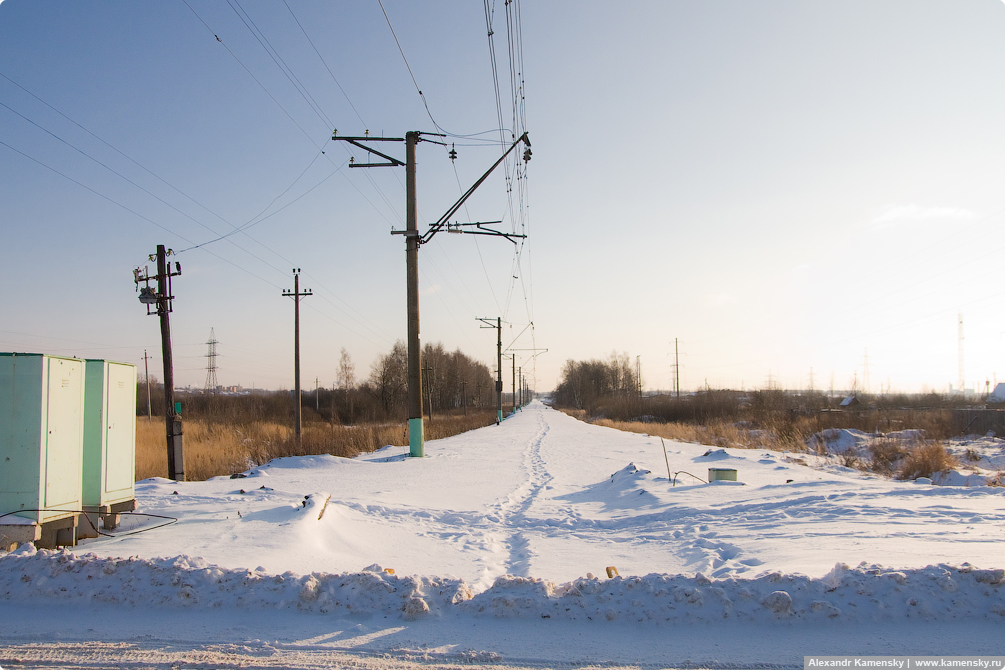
[3,0,1005,395]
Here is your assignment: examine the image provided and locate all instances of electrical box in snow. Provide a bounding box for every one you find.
[708,467,738,482]
[0,353,85,526]
[83,359,137,514]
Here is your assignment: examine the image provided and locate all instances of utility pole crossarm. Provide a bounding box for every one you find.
[421,132,530,245]
[429,221,526,245]
[330,132,405,167]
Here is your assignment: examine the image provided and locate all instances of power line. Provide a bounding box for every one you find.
[199,0,409,242]
[0,70,242,232]
[376,0,443,134]
[0,68,355,287]
[280,0,367,128]
[175,150,341,252]
[0,138,191,241]
[225,0,334,130]
[179,0,325,151]
[1,99,401,343]
[0,94,327,289]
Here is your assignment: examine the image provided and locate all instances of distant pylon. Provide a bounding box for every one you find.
[862,349,870,395]
[958,312,965,394]
[205,327,219,393]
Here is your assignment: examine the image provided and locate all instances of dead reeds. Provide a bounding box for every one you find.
[136,411,498,481]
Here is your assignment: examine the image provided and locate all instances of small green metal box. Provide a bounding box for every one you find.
[708,467,738,482]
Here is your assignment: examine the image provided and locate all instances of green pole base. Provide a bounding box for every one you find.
[408,418,424,457]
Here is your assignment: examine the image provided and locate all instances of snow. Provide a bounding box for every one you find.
[2,400,1005,667]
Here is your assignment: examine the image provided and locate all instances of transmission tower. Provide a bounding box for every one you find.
[958,312,965,395]
[862,349,870,395]
[205,327,219,393]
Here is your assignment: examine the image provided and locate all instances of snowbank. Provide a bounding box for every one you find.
[3,545,1002,625]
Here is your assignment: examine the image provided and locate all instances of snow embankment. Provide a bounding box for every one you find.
[4,545,1003,625]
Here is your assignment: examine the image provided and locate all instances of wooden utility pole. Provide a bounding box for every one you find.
[423,362,433,421]
[404,131,425,455]
[511,353,517,415]
[478,317,504,424]
[333,130,530,456]
[507,348,548,409]
[134,245,183,480]
[282,269,311,447]
[143,349,152,420]
[461,380,467,415]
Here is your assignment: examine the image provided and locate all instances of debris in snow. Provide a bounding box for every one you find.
[761,590,792,615]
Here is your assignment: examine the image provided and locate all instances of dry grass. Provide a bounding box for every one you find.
[136,411,498,481]
[868,438,909,476]
[565,411,813,453]
[897,442,958,481]
[559,408,964,482]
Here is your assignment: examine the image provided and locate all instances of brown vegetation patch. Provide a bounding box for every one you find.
[137,411,498,481]
[898,442,958,481]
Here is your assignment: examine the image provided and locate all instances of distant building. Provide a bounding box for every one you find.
[987,383,1005,403]
[839,395,860,408]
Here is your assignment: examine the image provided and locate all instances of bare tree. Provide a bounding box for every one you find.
[369,340,408,415]
[337,348,356,423]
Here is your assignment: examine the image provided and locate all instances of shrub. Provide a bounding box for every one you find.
[898,442,958,480]
[869,438,908,475]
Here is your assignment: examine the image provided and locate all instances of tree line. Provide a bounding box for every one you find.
[552,352,641,410]
[138,341,495,425]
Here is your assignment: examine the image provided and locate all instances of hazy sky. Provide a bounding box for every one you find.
[3,1,1005,395]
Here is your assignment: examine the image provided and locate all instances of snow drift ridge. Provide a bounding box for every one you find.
[3,545,1003,625]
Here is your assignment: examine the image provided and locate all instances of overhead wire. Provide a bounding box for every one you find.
[0,70,246,233]
[376,0,444,136]
[0,81,297,301]
[484,0,533,335]
[174,0,409,348]
[280,0,367,128]
[0,99,349,310]
[1,97,339,293]
[0,97,298,271]
[1,4,411,390]
[0,68,356,290]
[180,0,322,153]
[18,2,529,379]
[375,0,528,358]
[203,0,405,234]
[175,147,339,252]
[225,0,334,131]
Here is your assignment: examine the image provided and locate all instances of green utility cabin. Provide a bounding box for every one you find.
[0,353,85,546]
[81,359,136,536]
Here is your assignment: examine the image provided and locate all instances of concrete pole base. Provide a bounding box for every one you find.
[408,417,424,457]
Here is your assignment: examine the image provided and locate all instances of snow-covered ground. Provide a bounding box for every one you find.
[2,400,1004,668]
